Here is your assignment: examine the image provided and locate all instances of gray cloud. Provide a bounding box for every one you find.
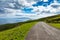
[0,0,60,19]
[51,5,60,8]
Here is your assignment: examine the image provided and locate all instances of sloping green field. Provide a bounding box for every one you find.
[0,22,37,40]
[49,23,60,29]
[0,14,60,40]
[34,14,60,29]
[45,14,60,29]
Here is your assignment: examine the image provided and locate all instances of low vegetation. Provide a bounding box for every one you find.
[49,23,60,29]
[0,21,37,40]
[43,14,60,29]
[0,14,60,40]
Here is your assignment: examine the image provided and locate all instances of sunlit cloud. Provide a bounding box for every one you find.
[0,0,60,20]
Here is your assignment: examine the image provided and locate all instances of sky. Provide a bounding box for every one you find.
[0,0,60,19]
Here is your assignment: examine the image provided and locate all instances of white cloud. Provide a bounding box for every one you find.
[8,3,15,8]
[43,0,48,2]
[17,0,36,7]
[0,0,60,20]
[31,1,60,14]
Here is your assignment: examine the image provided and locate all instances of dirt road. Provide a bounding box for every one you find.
[25,22,60,40]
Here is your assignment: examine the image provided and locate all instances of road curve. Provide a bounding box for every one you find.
[25,22,60,40]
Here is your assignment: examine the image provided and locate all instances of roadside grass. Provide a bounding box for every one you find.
[48,23,60,29]
[0,14,60,40]
[0,21,37,40]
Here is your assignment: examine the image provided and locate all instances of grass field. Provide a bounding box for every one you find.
[49,23,60,29]
[0,22,37,40]
[0,15,60,40]
[42,14,60,29]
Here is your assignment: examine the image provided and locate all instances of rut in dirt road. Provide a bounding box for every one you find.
[25,22,60,40]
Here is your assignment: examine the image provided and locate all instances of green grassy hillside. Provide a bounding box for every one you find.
[49,23,60,29]
[27,14,60,29]
[0,14,60,40]
[42,14,60,29]
[0,21,37,40]
[42,14,60,23]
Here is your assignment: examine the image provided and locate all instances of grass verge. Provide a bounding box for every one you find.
[0,22,37,40]
[48,23,60,29]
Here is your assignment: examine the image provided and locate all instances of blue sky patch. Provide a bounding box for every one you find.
[32,0,54,7]
[22,7,33,13]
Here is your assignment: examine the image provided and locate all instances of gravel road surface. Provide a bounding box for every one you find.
[25,22,60,40]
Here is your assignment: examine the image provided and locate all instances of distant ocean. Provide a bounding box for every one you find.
[0,18,31,25]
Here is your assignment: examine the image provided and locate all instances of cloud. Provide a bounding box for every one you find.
[0,0,60,20]
[31,0,60,14]
[51,4,60,8]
